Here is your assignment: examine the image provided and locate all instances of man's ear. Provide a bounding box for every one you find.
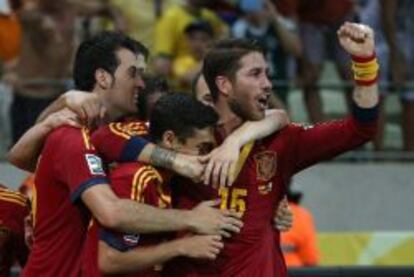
[95,69,113,89]
[161,130,176,149]
[215,76,232,97]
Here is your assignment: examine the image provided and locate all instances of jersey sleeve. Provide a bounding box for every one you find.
[285,114,377,174]
[0,189,30,265]
[91,121,149,163]
[0,189,29,235]
[51,127,109,203]
[99,164,169,251]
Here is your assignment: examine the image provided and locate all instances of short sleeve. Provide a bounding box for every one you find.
[91,121,149,163]
[50,127,108,203]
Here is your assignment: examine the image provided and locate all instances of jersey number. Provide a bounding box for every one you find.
[218,188,247,214]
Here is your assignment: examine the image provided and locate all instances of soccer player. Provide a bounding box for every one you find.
[164,22,379,276]
[15,32,242,277]
[83,93,225,276]
[0,184,30,276]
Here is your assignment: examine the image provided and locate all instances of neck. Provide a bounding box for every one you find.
[95,88,122,123]
[214,98,243,138]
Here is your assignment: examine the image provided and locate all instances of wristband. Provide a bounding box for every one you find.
[351,52,379,86]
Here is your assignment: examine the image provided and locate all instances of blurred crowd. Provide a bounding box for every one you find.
[1,0,414,152]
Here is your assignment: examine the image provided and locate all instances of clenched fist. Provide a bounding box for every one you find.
[337,22,375,58]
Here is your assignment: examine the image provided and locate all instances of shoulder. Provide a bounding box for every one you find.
[93,121,148,141]
[47,126,93,148]
[0,186,28,209]
[111,163,163,186]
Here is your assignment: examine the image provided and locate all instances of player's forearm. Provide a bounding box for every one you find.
[224,109,289,148]
[115,199,193,234]
[99,240,181,274]
[138,144,193,179]
[36,94,66,123]
[7,122,53,172]
[352,83,379,109]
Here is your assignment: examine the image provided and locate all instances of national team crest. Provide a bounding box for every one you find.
[254,151,277,181]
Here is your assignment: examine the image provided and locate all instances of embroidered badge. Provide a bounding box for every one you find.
[254,151,277,182]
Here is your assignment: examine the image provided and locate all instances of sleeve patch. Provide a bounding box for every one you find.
[85,154,105,175]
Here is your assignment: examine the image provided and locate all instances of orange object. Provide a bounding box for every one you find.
[280,202,320,267]
[0,14,21,62]
[18,174,35,198]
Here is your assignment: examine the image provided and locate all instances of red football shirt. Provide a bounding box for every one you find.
[82,162,172,277]
[22,126,108,277]
[0,185,29,277]
[91,119,149,164]
[165,116,376,276]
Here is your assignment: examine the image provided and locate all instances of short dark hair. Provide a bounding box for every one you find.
[73,31,148,91]
[184,20,214,37]
[149,93,219,143]
[202,38,264,102]
[137,75,169,120]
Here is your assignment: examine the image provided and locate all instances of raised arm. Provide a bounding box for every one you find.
[203,109,290,187]
[291,22,379,173]
[98,235,223,274]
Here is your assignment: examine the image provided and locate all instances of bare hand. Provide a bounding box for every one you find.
[63,90,106,127]
[177,235,223,260]
[203,142,239,188]
[175,154,208,183]
[189,199,243,238]
[337,22,375,57]
[42,108,81,130]
[273,197,293,232]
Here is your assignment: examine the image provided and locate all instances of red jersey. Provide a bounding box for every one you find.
[82,162,172,277]
[23,126,108,277]
[0,185,29,277]
[91,119,148,164]
[165,116,376,277]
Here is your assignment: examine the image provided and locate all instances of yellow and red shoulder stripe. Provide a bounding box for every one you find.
[130,166,163,202]
[109,121,149,140]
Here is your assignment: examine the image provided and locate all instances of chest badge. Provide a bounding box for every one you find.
[254,151,277,182]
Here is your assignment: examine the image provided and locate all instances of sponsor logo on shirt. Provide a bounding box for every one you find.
[85,154,105,175]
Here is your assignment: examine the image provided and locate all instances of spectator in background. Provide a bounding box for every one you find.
[6,0,126,143]
[280,187,319,267]
[173,20,214,91]
[381,0,414,151]
[0,0,21,63]
[6,0,77,143]
[357,0,388,151]
[106,0,182,49]
[232,0,302,106]
[294,0,355,123]
[153,0,228,79]
[0,183,30,276]
[0,0,21,157]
